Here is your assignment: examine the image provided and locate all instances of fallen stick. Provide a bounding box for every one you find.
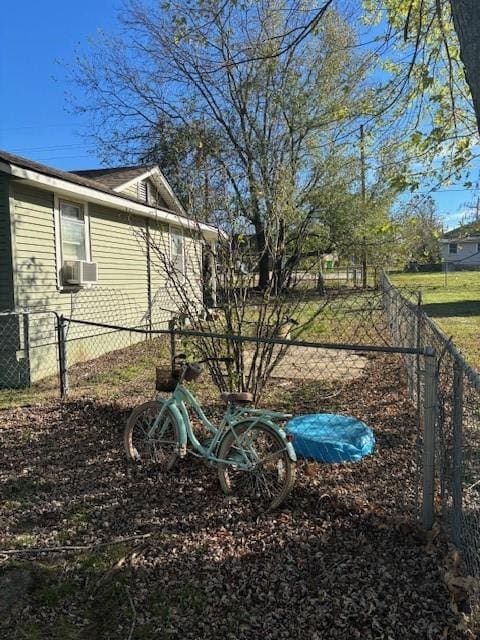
[0,533,153,556]
[89,542,148,596]
[126,585,137,640]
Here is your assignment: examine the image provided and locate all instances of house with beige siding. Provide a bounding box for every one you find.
[0,150,219,386]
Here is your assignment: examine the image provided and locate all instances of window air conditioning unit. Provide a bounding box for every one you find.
[63,260,98,285]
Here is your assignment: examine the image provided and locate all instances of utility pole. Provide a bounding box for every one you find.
[463,192,480,223]
[360,124,367,288]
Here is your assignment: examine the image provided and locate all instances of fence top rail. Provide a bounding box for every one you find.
[0,309,60,319]
[63,316,428,356]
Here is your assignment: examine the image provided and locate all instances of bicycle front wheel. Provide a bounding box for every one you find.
[124,400,179,470]
[217,422,296,511]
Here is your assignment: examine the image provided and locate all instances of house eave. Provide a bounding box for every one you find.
[0,160,220,241]
[440,236,480,243]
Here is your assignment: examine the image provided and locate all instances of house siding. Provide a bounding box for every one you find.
[11,185,150,380]
[183,228,204,311]
[149,219,175,327]
[7,182,205,385]
[88,205,149,325]
[148,223,204,323]
[441,240,480,265]
[120,183,140,200]
[14,184,57,310]
[118,179,169,209]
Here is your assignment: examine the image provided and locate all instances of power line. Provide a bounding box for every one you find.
[0,122,83,132]
[35,154,98,162]
[9,143,90,153]
[414,188,480,194]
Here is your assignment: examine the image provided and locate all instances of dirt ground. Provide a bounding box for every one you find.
[0,354,473,639]
[244,345,368,380]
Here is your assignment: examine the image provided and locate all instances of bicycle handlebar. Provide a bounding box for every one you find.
[200,356,234,365]
[173,353,187,363]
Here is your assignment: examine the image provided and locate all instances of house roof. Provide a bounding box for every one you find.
[0,149,165,208]
[72,166,152,190]
[0,149,220,240]
[443,220,480,240]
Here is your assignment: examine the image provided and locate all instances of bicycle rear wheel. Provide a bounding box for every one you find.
[217,422,296,511]
[124,400,179,470]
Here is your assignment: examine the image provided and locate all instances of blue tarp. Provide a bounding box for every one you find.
[286,413,375,463]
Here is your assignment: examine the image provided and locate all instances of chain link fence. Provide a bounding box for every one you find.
[0,310,60,392]
[0,279,448,537]
[63,317,430,523]
[381,271,480,602]
[2,271,480,624]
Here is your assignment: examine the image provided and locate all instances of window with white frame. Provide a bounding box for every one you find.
[59,200,89,262]
[448,242,458,255]
[171,228,184,276]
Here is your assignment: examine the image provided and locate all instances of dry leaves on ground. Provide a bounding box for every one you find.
[0,355,474,639]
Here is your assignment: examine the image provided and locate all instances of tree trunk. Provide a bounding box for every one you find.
[450,0,480,134]
[273,219,286,295]
[255,225,270,290]
[362,239,368,289]
[317,271,326,296]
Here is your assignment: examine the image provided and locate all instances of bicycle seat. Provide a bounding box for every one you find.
[220,392,254,405]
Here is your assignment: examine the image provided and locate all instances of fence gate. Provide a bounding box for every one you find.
[0,310,60,391]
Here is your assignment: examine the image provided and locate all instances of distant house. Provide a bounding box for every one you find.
[0,150,219,386]
[440,221,480,267]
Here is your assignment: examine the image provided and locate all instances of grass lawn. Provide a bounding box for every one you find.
[390,271,480,368]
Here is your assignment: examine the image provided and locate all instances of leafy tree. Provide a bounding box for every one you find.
[446,1,480,134]
[185,1,480,189]
[360,0,477,192]
[72,0,384,289]
[303,132,403,269]
[393,195,443,266]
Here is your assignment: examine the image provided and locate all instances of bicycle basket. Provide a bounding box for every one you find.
[155,366,180,392]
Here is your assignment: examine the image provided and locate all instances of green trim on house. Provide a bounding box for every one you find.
[0,174,14,310]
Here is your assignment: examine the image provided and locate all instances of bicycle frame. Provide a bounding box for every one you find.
[153,383,296,466]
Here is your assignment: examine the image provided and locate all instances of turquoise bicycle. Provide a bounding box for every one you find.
[124,355,297,511]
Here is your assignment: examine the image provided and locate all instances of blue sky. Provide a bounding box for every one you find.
[0,1,478,230]
[0,1,118,168]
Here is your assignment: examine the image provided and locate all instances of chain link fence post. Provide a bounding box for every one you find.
[415,292,422,401]
[57,314,68,399]
[451,358,464,547]
[423,346,437,530]
[168,317,177,374]
[22,312,31,387]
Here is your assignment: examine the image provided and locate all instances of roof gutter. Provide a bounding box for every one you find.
[0,160,221,241]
